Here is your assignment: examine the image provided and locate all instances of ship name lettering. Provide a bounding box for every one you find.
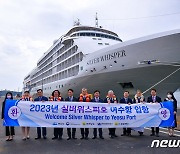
[87,50,126,65]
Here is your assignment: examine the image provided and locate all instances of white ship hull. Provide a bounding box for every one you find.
[28,29,180,99]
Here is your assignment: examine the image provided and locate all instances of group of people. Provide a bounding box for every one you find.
[1,88,177,141]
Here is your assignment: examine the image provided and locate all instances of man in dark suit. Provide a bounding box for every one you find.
[34,89,48,139]
[120,91,133,136]
[91,90,104,139]
[65,89,78,140]
[104,90,118,138]
[147,88,162,137]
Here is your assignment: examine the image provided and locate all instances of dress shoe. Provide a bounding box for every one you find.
[52,137,58,140]
[67,137,71,140]
[58,137,62,140]
[138,132,143,136]
[92,136,97,139]
[72,137,77,139]
[22,137,26,141]
[43,136,47,139]
[150,133,155,136]
[99,136,104,139]
[110,135,114,139]
[127,133,131,136]
[35,137,41,140]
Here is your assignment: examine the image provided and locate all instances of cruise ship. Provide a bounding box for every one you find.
[23,19,180,99]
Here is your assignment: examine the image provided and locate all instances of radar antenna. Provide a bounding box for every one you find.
[74,18,81,26]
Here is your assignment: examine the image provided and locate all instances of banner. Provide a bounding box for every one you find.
[3,100,175,128]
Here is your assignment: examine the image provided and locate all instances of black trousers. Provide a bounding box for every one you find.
[108,128,116,136]
[37,127,46,138]
[67,128,76,138]
[123,128,131,135]
[54,128,63,138]
[93,128,103,137]
[80,128,89,137]
[6,126,15,136]
[151,127,159,134]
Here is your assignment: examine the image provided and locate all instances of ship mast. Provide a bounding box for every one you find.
[95,12,98,27]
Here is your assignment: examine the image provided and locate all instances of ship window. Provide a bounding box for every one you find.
[80,33,85,36]
[80,66,83,71]
[96,33,100,37]
[109,36,113,39]
[105,43,109,45]
[101,34,105,38]
[92,38,96,40]
[91,33,95,36]
[98,43,103,45]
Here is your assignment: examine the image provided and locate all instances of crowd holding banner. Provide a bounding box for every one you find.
[1,88,177,141]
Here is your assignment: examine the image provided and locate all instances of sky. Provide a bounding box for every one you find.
[0,0,180,91]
